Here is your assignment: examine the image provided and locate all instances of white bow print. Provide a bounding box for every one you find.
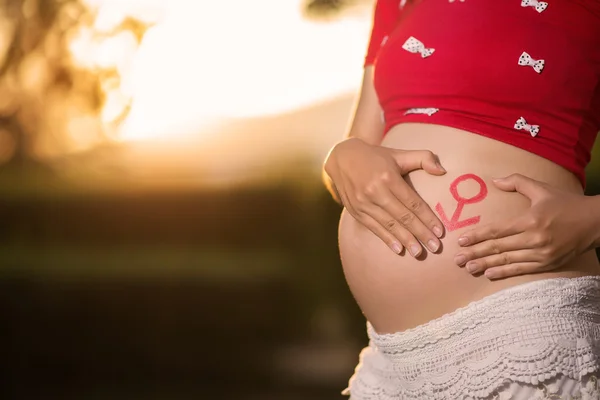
[402,37,435,58]
[521,0,548,13]
[405,108,439,116]
[514,117,540,137]
[518,52,545,73]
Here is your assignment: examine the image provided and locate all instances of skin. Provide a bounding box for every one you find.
[455,175,600,279]
[435,173,488,231]
[324,67,600,279]
[324,66,600,334]
[324,66,447,257]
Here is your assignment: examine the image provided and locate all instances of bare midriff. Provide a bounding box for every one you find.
[338,123,600,335]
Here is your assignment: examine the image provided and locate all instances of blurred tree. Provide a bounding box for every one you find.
[303,0,372,18]
[0,0,150,169]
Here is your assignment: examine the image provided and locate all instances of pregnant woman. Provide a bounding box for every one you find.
[322,0,600,398]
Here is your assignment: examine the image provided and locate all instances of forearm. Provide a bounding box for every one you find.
[320,66,383,205]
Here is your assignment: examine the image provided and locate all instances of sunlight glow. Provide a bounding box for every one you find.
[74,0,371,142]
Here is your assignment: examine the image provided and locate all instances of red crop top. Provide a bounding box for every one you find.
[365,0,600,186]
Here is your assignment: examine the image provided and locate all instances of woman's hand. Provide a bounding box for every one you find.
[454,174,600,279]
[324,137,447,257]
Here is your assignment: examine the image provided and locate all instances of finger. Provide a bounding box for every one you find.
[482,262,555,280]
[462,249,542,275]
[344,181,416,255]
[341,191,402,254]
[392,149,447,176]
[352,209,407,254]
[454,232,529,265]
[458,218,525,247]
[376,183,442,253]
[387,177,445,241]
[359,203,426,257]
[492,173,547,201]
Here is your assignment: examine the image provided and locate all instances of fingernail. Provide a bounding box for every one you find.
[485,270,497,279]
[466,262,479,273]
[433,226,443,238]
[454,254,466,265]
[409,244,421,257]
[458,237,469,246]
[427,239,439,252]
[436,162,446,172]
[391,242,402,254]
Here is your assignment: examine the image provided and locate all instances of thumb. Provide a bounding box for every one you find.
[392,149,447,176]
[492,173,546,200]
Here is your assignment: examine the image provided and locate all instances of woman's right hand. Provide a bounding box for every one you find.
[324,137,447,257]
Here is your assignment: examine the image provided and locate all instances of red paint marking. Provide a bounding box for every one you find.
[435,174,488,232]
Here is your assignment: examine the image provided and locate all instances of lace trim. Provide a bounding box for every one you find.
[342,276,600,400]
[492,375,600,399]
[344,338,600,399]
[370,276,600,353]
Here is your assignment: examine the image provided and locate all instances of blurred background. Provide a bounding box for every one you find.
[1,0,600,399]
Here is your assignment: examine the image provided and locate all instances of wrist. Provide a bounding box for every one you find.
[322,137,367,205]
[324,137,364,172]
[322,144,347,205]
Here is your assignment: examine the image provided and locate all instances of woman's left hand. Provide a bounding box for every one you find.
[454,174,599,280]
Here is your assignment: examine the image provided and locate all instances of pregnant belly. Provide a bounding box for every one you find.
[338,123,600,335]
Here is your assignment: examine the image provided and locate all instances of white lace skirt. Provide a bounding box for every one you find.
[342,276,600,400]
